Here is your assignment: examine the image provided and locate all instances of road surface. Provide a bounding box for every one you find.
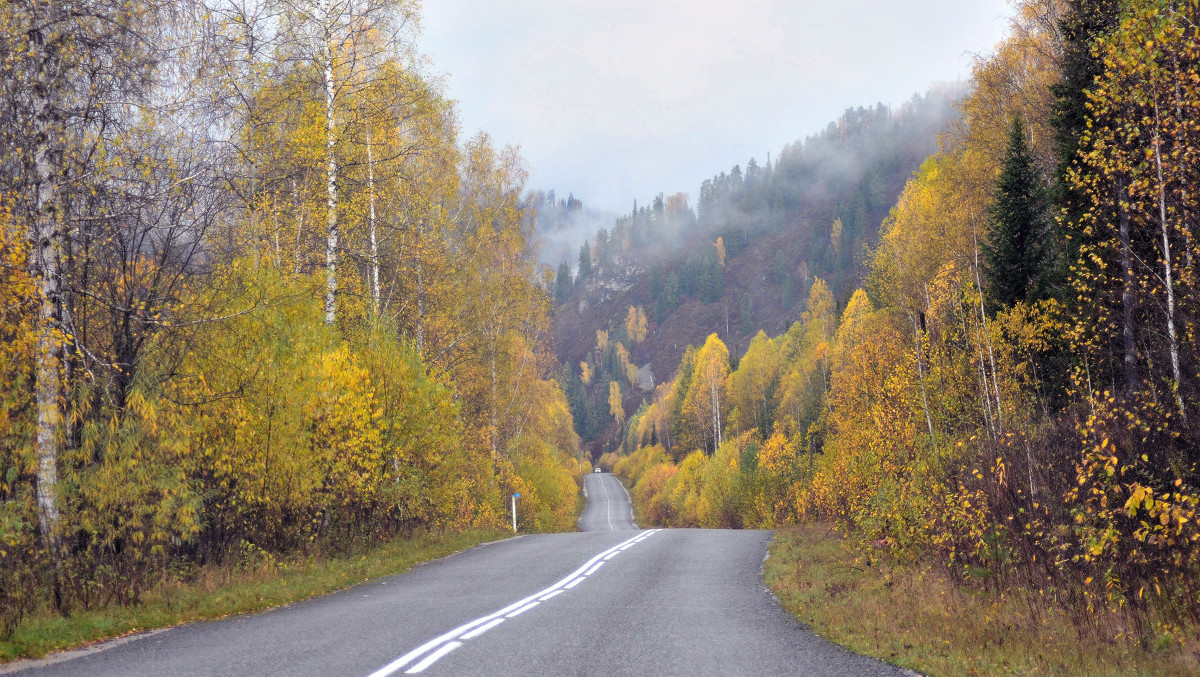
[7,472,906,676]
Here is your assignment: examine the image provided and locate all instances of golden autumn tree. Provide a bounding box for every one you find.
[728,331,781,439]
[682,334,730,453]
[609,381,625,427]
[625,305,649,343]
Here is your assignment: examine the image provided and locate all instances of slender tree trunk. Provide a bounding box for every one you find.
[272,193,282,268]
[1172,53,1193,271]
[910,312,935,440]
[1118,182,1139,392]
[709,374,722,449]
[1153,103,1186,421]
[490,342,498,458]
[292,177,304,275]
[30,83,63,557]
[367,129,380,315]
[972,228,1003,432]
[415,220,426,354]
[960,281,995,434]
[322,5,338,326]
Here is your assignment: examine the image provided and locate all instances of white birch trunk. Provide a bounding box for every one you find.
[709,372,722,449]
[1153,102,1187,421]
[367,129,380,315]
[30,85,62,556]
[972,227,1003,433]
[910,313,935,440]
[322,0,338,326]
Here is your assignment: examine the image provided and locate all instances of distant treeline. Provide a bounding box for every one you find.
[550,87,959,306]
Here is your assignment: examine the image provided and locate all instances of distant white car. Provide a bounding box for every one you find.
[594,467,602,473]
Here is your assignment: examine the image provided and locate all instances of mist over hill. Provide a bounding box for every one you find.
[523,191,617,269]
[544,85,963,453]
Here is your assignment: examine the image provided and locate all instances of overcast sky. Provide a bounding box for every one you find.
[417,0,1013,213]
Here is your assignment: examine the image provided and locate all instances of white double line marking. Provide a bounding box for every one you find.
[367,529,662,676]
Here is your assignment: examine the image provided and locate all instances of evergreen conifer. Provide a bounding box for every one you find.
[982,116,1048,310]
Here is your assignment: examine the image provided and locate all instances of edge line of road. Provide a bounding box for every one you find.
[612,475,638,529]
[0,629,172,675]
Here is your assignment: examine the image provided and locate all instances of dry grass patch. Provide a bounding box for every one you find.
[765,523,1200,676]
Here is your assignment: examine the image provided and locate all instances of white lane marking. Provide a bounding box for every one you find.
[505,601,539,618]
[584,562,604,576]
[539,589,565,601]
[405,642,462,674]
[367,530,660,677]
[369,620,488,677]
[603,479,613,531]
[634,531,657,543]
[603,551,620,561]
[459,619,504,640]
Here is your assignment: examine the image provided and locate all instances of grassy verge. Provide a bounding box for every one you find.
[1,528,511,663]
[765,523,1199,676]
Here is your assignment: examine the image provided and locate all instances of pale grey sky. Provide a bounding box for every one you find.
[418,0,1013,212]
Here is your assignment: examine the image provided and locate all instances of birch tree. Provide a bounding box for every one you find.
[275,0,416,324]
[0,0,158,557]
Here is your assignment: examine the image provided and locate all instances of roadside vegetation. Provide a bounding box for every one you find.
[604,0,1200,667]
[0,529,510,662]
[765,524,1198,677]
[0,0,585,652]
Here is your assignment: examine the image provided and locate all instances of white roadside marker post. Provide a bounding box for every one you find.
[511,493,520,532]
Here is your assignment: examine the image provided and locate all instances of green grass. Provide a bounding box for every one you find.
[0,529,511,663]
[765,523,1200,676]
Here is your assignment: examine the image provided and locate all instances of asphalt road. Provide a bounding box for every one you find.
[576,471,637,533]
[8,472,907,676]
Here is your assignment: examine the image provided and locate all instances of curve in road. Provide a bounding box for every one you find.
[6,472,907,677]
[577,471,637,532]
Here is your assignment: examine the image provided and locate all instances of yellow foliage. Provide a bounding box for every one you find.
[608,380,624,426]
[625,305,648,343]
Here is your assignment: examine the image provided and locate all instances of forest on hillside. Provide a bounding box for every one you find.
[604,0,1200,646]
[550,90,960,454]
[0,0,586,634]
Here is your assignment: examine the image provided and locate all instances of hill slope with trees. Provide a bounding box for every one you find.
[550,90,961,455]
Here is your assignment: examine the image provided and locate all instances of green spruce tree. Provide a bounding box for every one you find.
[554,260,573,303]
[577,241,593,285]
[982,116,1048,310]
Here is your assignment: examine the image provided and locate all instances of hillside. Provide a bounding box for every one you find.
[549,88,961,453]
